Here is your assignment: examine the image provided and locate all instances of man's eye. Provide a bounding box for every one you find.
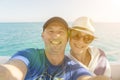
[49,31,53,33]
[59,31,65,34]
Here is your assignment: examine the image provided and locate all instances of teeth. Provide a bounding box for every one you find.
[79,50,83,54]
[51,40,61,45]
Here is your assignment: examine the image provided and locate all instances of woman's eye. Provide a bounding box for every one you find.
[84,35,91,40]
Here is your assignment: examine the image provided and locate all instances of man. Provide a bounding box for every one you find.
[0,17,109,80]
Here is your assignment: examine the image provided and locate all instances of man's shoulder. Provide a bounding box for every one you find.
[24,48,44,52]
[17,48,44,54]
[11,48,45,59]
[10,48,45,66]
[64,56,91,78]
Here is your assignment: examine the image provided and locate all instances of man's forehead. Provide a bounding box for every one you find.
[46,22,67,29]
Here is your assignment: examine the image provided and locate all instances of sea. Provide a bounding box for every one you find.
[0,22,120,62]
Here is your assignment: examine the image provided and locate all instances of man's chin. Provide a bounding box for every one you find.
[50,50,62,55]
[51,47,64,52]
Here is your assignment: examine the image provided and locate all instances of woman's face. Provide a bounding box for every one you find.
[69,29,94,54]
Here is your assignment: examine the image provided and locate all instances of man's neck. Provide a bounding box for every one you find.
[45,51,64,65]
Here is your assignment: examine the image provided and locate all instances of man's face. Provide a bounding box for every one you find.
[42,22,68,54]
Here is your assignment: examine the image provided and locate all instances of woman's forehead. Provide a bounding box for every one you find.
[71,29,89,35]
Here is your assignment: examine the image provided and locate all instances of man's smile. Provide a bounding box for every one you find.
[50,40,62,45]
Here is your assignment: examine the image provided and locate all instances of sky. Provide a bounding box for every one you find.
[0,0,120,22]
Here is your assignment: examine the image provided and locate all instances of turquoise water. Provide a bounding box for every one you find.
[0,22,120,61]
[0,23,44,56]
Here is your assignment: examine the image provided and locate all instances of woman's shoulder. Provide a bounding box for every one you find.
[89,46,106,56]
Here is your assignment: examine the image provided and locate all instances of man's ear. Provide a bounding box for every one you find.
[67,28,70,41]
[41,32,44,38]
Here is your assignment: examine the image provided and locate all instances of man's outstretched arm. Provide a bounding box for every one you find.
[0,59,27,80]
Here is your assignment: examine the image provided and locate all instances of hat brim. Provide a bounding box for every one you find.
[71,28,96,37]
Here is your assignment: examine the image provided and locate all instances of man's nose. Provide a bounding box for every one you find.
[53,33,60,39]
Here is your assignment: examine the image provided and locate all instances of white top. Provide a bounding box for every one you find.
[67,46,111,78]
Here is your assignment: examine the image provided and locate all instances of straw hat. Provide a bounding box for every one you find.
[71,16,95,37]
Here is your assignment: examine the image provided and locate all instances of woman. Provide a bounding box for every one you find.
[68,16,111,78]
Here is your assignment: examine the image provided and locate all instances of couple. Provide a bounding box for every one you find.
[0,16,111,80]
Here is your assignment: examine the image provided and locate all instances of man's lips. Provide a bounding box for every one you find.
[50,40,61,45]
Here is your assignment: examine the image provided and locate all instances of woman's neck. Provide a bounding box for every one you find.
[71,49,91,66]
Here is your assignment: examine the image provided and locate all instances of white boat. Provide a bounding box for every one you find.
[110,62,120,80]
[0,56,120,80]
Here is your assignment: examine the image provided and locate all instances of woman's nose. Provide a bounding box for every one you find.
[77,37,85,44]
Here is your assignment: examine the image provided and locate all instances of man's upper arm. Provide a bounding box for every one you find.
[2,59,27,80]
[77,75,91,80]
[77,75,110,80]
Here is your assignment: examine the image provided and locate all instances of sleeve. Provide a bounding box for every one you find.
[104,59,111,78]
[94,49,111,78]
[10,48,36,66]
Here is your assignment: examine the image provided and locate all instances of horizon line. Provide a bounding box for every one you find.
[0,21,120,23]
